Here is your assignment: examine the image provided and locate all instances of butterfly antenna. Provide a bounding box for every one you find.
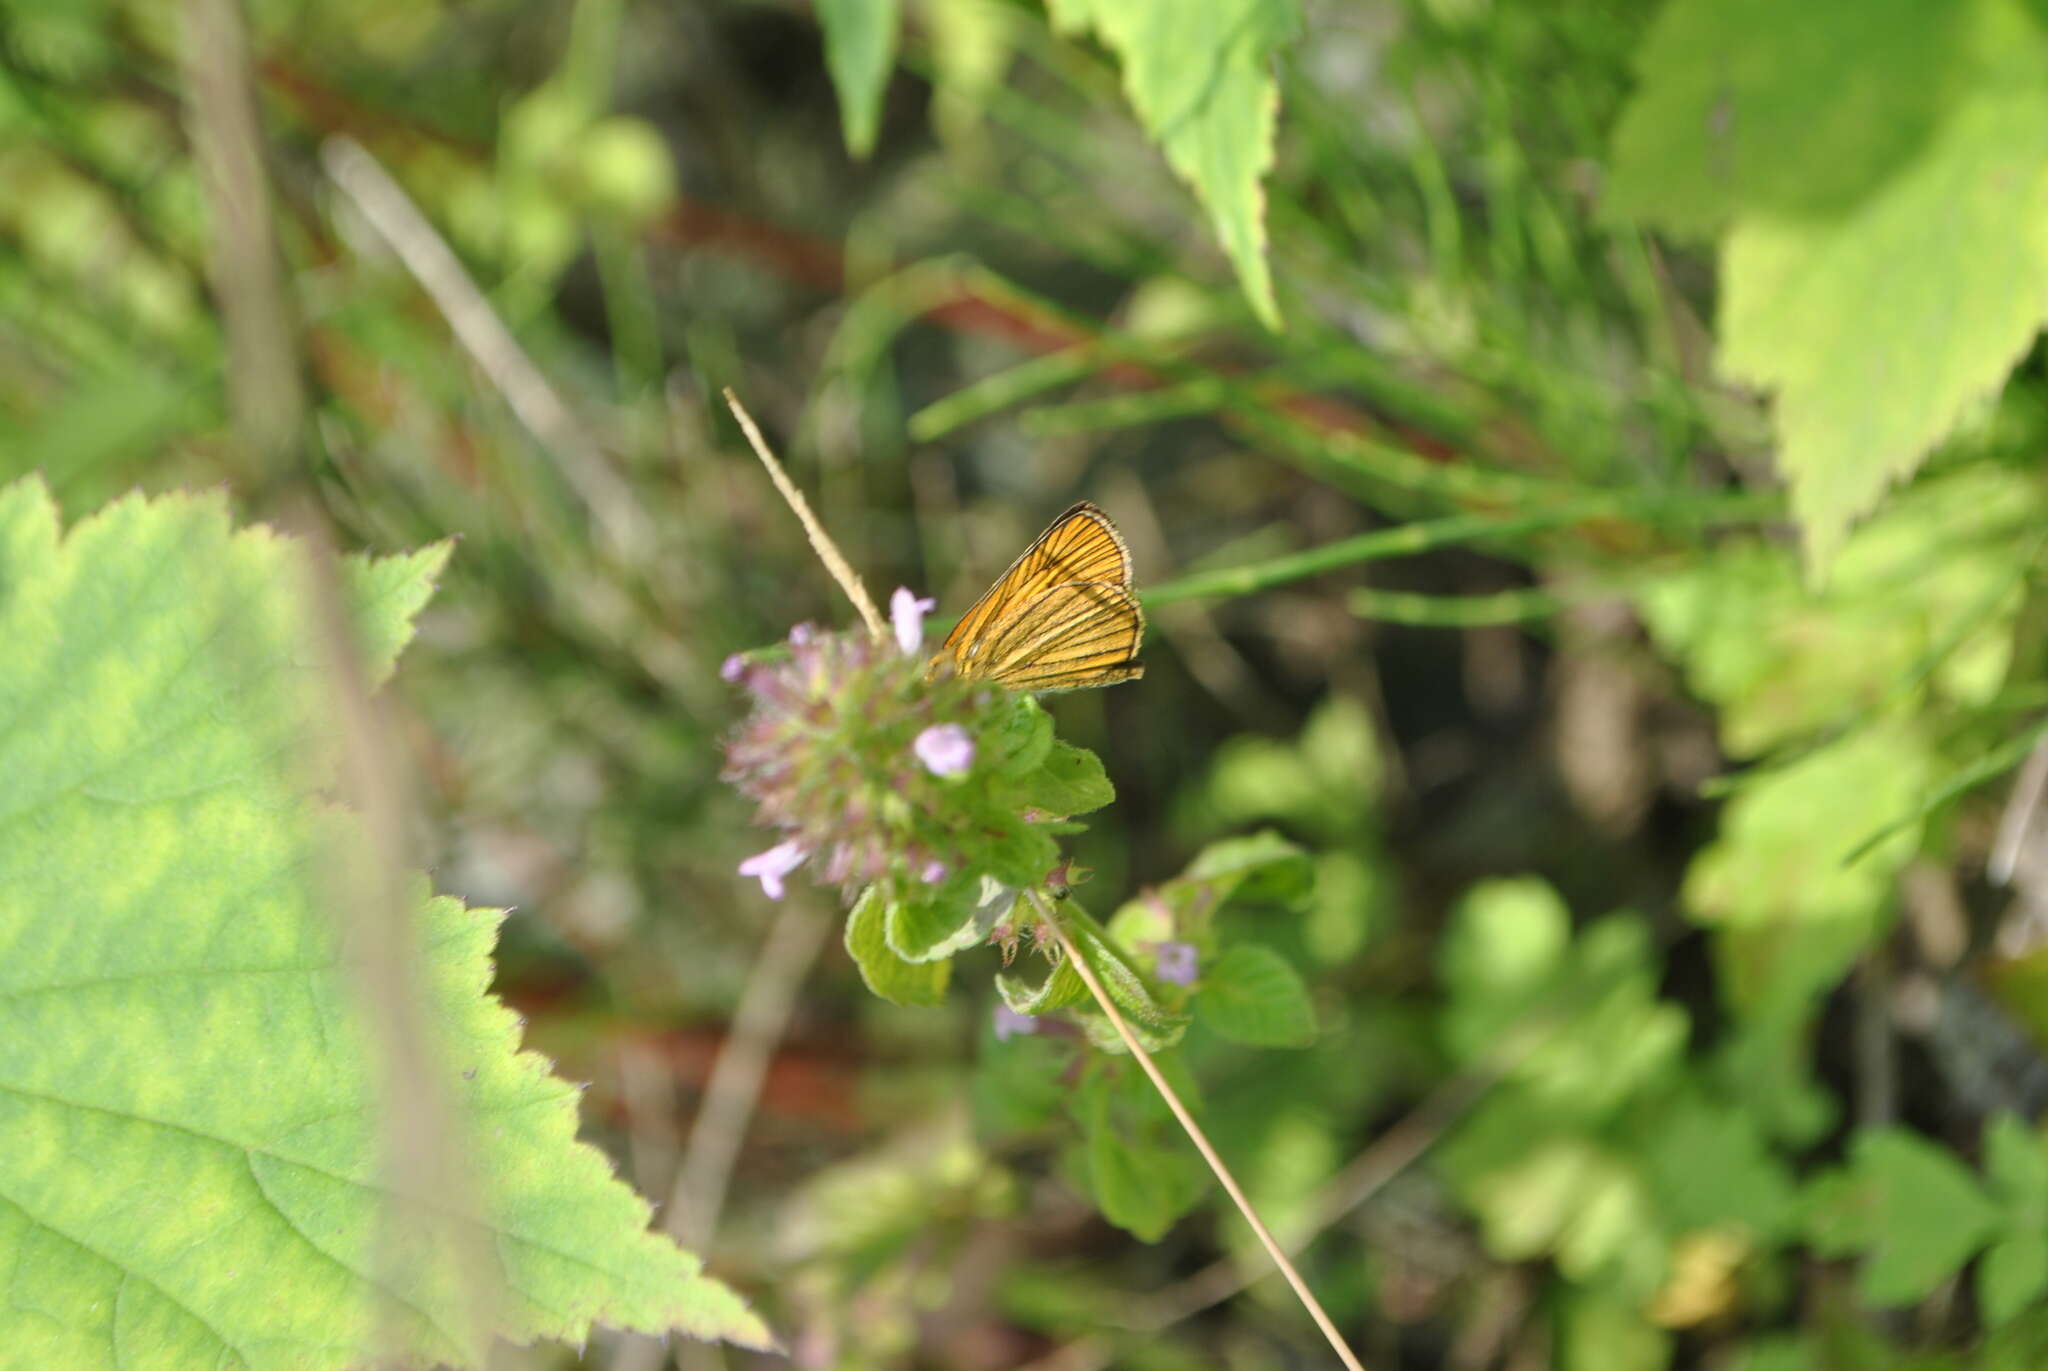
[723,388,887,642]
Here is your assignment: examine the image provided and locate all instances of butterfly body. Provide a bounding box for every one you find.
[929,502,1145,692]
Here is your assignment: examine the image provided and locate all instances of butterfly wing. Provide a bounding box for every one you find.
[936,502,1143,690]
[964,580,1145,691]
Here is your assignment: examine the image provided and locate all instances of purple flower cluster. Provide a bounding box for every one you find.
[726,593,986,901]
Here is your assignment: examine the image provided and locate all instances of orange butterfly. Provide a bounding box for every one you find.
[928,502,1145,692]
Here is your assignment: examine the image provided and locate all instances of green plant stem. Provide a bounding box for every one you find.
[1144,505,1602,606]
[1024,889,1369,1371]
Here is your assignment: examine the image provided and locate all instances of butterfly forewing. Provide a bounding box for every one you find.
[933,502,1144,692]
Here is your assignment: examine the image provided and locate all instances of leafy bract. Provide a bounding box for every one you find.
[0,480,771,1369]
[847,885,952,1006]
[1045,0,1299,329]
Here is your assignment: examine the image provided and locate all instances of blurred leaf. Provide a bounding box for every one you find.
[1713,1005,1836,1146]
[1442,1120,1669,1298]
[1077,1068,1207,1241]
[1560,1288,1671,1371]
[973,1019,1073,1137]
[0,479,771,1367]
[576,116,677,223]
[1637,467,2034,756]
[848,885,952,1006]
[1803,1127,2000,1306]
[1983,1233,2048,1328]
[1044,0,1300,329]
[1640,1090,1799,1241]
[1439,876,1571,1050]
[1197,943,1315,1047]
[1981,1114,2048,1324]
[1104,831,1311,990]
[1180,828,1315,905]
[818,0,903,159]
[920,0,1017,149]
[1607,0,1966,236]
[1685,725,1931,1008]
[3,363,204,495]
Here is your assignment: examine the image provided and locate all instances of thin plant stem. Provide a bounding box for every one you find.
[1024,889,1369,1371]
[722,388,887,642]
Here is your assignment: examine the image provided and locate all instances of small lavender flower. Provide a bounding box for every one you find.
[921,859,949,884]
[993,1005,1040,1041]
[891,587,937,655]
[914,723,975,777]
[720,653,746,683]
[738,840,806,899]
[1153,940,1199,987]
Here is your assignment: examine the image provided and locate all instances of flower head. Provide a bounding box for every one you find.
[890,587,937,655]
[914,723,975,777]
[738,840,806,900]
[722,618,1022,903]
[1152,940,1199,987]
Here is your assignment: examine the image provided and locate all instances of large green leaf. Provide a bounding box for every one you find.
[0,480,771,1369]
[1606,0,1968,236]
[1045,0,1298,329]
[1719,80,2048,573]
[1609,0,2048,574]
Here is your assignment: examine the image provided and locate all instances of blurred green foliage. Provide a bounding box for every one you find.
[9,0,2048,1366]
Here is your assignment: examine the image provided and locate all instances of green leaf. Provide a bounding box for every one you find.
[1685,725,1932,1009]
[1013,739,1115,817]
[1044,0,1299,329]
[1640,1090,1799,1241]
[847,885,951,1006]
[1076,1071,1207,1241]
[1719,76,2048,574]
[1197,943,1314,1048]
[1559,1289,1670,1371]
[1105,829,1312,954]
[0,479,772,1368]
[1982,1115,2048,1324]
[1180,828,1314,906]
[1986,1112,2048,1216]
[1606,0,1969,237]
[1803,1127,2001,1306]
[1983,1234,2048,1327]
[816,0,902,159]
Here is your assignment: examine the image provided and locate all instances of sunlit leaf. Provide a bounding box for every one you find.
[1044,0,1299,329]
[0,480,772,1368]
